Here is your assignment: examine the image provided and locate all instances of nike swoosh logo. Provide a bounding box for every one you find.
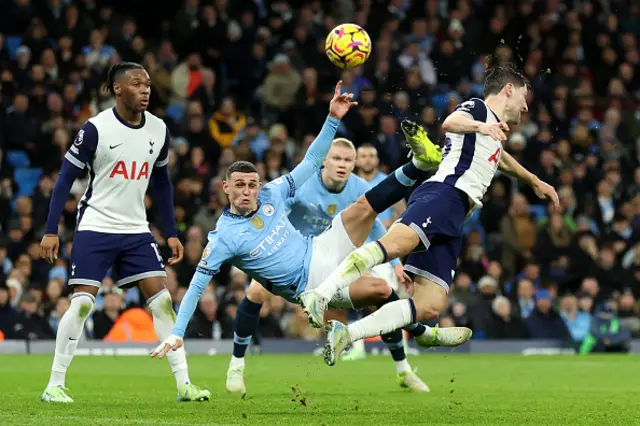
[68,337,78,341]
[110,143,123,149]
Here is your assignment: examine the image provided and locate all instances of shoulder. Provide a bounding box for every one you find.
[454,98,488,121]
[144,112,169,135]
[350,174,372,190]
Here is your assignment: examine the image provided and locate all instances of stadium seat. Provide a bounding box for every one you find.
[529,205,547,221]
[6,36,23,60]
[14,167,43,198]
[6,150,30,168]
[430,93,449,115]
[165,104,184,122]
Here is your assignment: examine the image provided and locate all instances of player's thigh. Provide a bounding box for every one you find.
[339,195,378,247]
[69,231,120,291]
[405,235,462,320]
[246,279,273,304]
[113,233,166,289]
[307,214,358,290]
[347,274,392,309]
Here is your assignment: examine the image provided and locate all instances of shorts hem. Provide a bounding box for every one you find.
[408,223,431,249]
[117,271,167,286]
[68,278,102,287]
[404,265,450,293]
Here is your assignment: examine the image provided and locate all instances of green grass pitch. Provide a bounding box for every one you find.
[0,354,636,425]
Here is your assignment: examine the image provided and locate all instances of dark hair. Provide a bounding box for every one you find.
[225,161,258,179]
[484,63,530,97]
[103,62,145,95]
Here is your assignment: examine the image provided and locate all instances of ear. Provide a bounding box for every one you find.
[113,82,121,96]
[505,82,513,97]
[222,180,229,194]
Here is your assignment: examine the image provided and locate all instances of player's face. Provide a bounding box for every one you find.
[505,84,529,125]
[119,69,151,113]
[323,145,356,184]
[356,147,379,173]
[223,172,261,215]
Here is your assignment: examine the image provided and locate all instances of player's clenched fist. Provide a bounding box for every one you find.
[167,237,184,265]
[40,234,60,264]
[151,334,184,358]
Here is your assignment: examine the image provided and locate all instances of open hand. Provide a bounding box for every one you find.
[328,80,358,120]
[531,177,560,211]
[151,334,183,358]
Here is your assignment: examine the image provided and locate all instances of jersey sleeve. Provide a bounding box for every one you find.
[171,231,234,338]
[454,99,487,122]
[155,127,170,168]
[196,230,234,276]
[264,175,297,200]
[65,121,99,169]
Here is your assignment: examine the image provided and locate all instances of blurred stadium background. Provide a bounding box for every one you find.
[2,0,640,358]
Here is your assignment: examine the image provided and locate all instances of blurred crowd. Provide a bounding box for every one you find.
[1,0,640,352]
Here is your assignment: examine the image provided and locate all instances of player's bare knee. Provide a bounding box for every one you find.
[344,195,375,222]
[246,281,270,304]
[368,278,391,301]
[414,302,440,322]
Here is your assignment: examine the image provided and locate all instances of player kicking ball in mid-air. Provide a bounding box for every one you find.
[151,81,453,370]
[225,138,429,395]
[299,64,561,365]
[40,62,210,402]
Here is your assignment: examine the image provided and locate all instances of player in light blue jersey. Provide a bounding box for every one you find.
[356,144,405,228]
[152,81,446,384]
[223,138,428,394]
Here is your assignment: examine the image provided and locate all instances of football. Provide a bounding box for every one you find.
[325,23,372,69]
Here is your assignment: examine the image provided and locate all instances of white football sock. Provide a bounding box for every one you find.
[314,242,386,301]
[348,299,414,342]
[395,359,412,375]
[148,289,190,388]
[229,355,245,370]
[48,292,95,388]
[411,156,433,171]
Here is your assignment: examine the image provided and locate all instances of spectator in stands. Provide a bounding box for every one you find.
[208,96,246,148]
[559,294,591,344]
[186,288,227,339]
[93,289,124,340]
[500,194,536,279]
[0,285,20,339]
[486,296,529,339]
[579,302,632,354]
[15,293,54,340]
[525,290,572,340]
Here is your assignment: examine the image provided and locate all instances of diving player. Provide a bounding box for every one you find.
[225,137,428,395]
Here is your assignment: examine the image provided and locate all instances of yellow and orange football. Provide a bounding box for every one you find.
[325,23,372,69]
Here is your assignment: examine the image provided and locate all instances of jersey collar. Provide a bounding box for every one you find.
[318,170,347,194]
[223,202,261,219]
[112,107,146,129]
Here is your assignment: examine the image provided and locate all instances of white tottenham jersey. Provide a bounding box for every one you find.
[64,108,170,234]
[427,98,502,208]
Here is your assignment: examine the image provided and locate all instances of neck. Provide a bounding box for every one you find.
[321,170,346,192]
[357,169,377,182]
[484,95,507,121]
[115,103,142,125]
[230,203,258,216]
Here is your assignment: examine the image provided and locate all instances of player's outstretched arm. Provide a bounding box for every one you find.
[287,81,357,190]
[499,150,560,209]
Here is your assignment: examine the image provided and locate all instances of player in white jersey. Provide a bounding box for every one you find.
[39,62,210,402]
[299,64,561,365]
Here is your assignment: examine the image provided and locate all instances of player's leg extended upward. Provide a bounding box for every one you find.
[299,120,440,327]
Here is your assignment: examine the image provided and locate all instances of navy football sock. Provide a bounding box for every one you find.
[378,289,427,337]
[364,162,430,213]
[232,297,262,358]
[381,329,406,361]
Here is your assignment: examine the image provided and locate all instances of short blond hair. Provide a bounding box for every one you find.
[332,138,356,151]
